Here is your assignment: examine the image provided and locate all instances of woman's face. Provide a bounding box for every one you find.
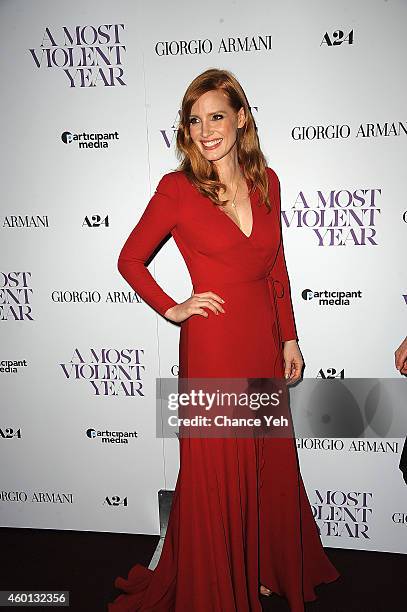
[188,89,245,162]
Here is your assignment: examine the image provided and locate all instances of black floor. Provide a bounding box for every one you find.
[1,527,406,611]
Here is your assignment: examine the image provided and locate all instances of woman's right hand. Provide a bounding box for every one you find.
[164,290,225,323]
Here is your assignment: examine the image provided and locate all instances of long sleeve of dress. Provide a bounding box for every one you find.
[117,172,179,318]
[269,168,299,342]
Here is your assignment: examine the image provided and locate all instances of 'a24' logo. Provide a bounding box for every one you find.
[0,427,22,439]
[317,368,345,379]
[83,215,109,228]
[104,496,128,507]
[321,30,354,46]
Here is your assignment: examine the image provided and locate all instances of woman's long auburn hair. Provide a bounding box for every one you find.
[175,68,273,212]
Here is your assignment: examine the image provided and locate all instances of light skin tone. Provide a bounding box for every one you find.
[395,336,407,374]
[164,89,303,390]
[395,337,407,486]
[165,89,302,596]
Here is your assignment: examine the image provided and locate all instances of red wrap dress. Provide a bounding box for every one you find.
[108,167,340,611]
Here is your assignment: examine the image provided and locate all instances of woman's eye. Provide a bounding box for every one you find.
[189,115,223,124]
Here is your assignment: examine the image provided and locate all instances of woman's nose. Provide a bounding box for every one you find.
[200,120,213,138]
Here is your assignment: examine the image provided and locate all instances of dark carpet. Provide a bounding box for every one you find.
[0,527,406,611]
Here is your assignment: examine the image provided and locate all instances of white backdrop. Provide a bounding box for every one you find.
[1,0,406,553]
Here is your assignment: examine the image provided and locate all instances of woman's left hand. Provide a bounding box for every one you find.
[283,340,303,385]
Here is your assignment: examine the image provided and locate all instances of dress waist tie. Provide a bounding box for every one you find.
[265,272,284,350]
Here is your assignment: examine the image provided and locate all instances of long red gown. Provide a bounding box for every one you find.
[108,167,340,611]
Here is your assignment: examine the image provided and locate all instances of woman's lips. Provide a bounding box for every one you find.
[201,138,223,151]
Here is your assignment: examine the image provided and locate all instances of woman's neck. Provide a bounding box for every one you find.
[213,153,242,187]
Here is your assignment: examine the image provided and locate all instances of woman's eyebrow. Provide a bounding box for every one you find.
[189,109,227,117]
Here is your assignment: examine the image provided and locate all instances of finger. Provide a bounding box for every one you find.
[396,352,407,370]
[209,299,225,313]
[194,301,219,315]
[291,366,300,381]
[196,291,225,304]
[295,358,303,376]
[205,298,225,313]
[192,307,208,317]
[294,359,303,376]
[194,297,225,314]
[284,359,292,380]
[290,360,302,381]
[207,291,225,304]
[208,304,220,315]
[291,362,299,378]
[395,347,407,368]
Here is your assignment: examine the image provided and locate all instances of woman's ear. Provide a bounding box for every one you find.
[237,106,246,129]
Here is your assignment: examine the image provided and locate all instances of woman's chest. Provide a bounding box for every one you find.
[174,189,281,258]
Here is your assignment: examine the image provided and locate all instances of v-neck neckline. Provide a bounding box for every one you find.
[216,176,256,240]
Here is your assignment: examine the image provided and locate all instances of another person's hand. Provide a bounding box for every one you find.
[164,290,225,323]
[395,336,407,375]
[283,340,303,385]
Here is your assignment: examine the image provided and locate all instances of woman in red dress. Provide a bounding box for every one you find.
[108,68,340,611]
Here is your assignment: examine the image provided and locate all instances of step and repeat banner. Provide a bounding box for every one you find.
[1,1,406,553]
